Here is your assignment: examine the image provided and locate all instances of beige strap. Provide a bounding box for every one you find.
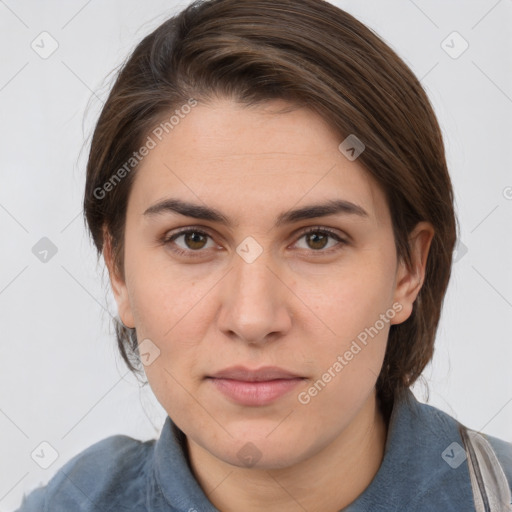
[460,426,512,511]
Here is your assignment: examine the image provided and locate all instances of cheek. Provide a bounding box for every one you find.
[296,278,392,423]
[124,246,199,339]
[309,279,391,392]
[131,281,205,419]
[122,247,211,390]
[306,250,397,339]
[128,272,204,374]
[294,249,395,396]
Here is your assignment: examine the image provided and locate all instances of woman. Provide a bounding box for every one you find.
[17,0,512,510]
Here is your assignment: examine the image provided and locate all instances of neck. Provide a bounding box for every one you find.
[186,390,389,512]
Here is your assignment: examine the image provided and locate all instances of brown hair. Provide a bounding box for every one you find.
[83,0,456,410]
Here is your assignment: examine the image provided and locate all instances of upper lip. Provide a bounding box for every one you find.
[208,366,303,382]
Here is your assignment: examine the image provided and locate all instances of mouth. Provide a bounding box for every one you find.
[206,366,306,406]
[208,365,303,381]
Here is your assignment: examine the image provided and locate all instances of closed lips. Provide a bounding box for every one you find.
[207,365,305,382]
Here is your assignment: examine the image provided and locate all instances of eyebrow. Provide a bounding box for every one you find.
[143,198,368,227]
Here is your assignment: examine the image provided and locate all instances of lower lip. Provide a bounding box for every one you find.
[207,377,304,406]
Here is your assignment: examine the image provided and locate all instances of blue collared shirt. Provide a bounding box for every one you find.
[16,389,512,511]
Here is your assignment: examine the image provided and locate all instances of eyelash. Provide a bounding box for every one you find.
[161,226,348,258]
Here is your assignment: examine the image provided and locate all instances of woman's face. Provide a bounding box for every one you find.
[107,98,428,469]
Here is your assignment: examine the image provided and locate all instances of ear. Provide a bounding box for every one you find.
[103,227,135,329]
[391,221,434,325]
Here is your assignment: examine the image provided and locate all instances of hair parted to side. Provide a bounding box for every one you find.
[83,0,456,410]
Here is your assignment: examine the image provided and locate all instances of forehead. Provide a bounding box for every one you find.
[129,98,388,224]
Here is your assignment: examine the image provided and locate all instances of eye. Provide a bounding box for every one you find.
[293,227,347,253]
[163,228,216,257]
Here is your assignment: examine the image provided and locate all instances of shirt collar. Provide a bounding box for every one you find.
[148,388,474,511]
[344,388,475,510]
[149,418,219,511]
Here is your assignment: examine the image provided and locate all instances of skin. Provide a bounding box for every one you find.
[105,98,434,512]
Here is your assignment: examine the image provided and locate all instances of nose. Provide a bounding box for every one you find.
[217,249,293,345]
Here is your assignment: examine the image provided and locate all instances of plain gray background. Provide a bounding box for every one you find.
[1,0,511,510]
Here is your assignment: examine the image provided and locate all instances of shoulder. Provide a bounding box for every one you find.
[416,397,512,497]
[413,398,512,475]
[16,433,156,512]
[388,392,512,509]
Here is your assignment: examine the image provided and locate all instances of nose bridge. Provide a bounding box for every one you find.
[218,245,291,342]
[234,249,277,302]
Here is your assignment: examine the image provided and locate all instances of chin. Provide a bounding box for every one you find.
[206,428,314,471]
